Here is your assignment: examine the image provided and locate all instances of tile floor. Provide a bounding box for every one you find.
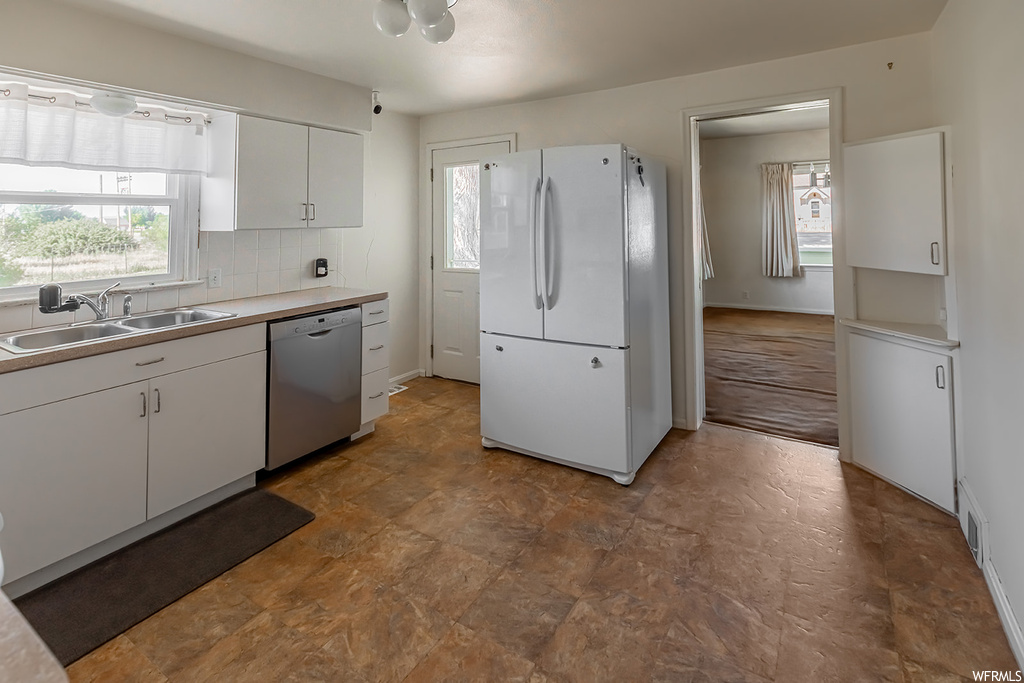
[67,377,1018,682]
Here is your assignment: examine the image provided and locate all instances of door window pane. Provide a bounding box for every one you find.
[0,202,171,287]
[445,163,480,270]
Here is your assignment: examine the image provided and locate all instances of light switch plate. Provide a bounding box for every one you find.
[209,268,222,288]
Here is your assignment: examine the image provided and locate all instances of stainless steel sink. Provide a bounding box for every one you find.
[1,323,133,352]
[0,307,235,353]
[117,308,235,330]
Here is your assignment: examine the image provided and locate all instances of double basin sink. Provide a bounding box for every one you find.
[0,308,235,354]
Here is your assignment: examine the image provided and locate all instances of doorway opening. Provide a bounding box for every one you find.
[685,96,844,448]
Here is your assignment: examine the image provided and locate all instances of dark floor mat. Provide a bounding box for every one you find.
[14,488,314,666]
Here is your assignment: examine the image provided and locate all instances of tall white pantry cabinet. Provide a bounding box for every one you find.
[843,129,959,513]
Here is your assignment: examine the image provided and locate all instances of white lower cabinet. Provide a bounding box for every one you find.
[0,325,267,586]
[849,331,955,512]
[360,299,390,425]
[147,353,266,519]
[0,383,150,584]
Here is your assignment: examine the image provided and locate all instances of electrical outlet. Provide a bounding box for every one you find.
[208,268,222,289]
[742,291,750,300]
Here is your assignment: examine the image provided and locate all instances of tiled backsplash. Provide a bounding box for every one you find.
[0,228,343,335]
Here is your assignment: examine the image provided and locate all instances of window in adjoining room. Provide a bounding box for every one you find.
[793,161,832,266]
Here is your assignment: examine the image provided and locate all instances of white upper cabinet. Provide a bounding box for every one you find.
[844,130,946,275]
[308,126,364,228]
[235,117,309,230]
[201,114,364,231]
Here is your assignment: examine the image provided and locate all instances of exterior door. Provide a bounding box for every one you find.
[431,140,512,383]
[540,144,628,347]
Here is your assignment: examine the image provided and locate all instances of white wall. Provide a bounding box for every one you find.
[701,129,834,314]
[0,0,370,132]
[422,32,936,425]
[932,0,1024,661]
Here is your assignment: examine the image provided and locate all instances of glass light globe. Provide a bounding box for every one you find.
[408,0,448,28]
[419,10,455,44]
[90,93,138,117]
[373,0,411,37]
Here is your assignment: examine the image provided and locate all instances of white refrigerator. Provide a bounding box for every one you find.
[479,144,672,485]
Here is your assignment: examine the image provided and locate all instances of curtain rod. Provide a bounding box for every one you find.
[1,88,207,124]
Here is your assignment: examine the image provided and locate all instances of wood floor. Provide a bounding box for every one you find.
[66,377,1017,681]
[704,307,839,446]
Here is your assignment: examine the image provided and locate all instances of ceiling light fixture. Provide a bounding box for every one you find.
[89,93,138,117]
[373,0,457,44]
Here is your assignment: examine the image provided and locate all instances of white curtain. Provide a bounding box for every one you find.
[761,162,800,277]
[0,83,207,174]
[697,168,715,280]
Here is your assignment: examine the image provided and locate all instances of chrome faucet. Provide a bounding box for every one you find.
[68,282,121,320]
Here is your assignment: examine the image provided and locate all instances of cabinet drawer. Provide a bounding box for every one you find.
[362,367,389,423]
[362,322,390,374]
[361,299,389,326]
[0,324,265,416]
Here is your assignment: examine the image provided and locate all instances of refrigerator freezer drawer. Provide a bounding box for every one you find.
[480,334,630,474]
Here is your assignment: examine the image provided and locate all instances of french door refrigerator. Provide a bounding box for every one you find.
[479,144,672,485]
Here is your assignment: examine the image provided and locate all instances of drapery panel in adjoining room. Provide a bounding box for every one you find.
[761,161,800,277]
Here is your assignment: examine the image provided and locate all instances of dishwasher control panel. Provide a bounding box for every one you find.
[270,306,362,341]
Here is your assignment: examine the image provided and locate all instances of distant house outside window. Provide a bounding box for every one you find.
[793,161,832,266]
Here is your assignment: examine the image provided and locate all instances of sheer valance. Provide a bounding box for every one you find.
[0,83,207,174]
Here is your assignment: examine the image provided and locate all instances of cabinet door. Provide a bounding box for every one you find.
[235,116,309,230]
[480,334,630,474]
[308,127,364,228]
[844,131,946,275]
[0,383,149,585]
[849,333,954,511]
[147,352,267,519]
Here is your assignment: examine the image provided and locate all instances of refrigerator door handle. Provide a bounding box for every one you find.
[529,177,543,309]
[539,175,552,310]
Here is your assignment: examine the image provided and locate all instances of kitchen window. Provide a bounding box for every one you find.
[0,77,207,298]
[0,165,195,294]
[792,161,832,266]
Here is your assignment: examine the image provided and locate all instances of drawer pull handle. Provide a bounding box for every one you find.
[369,391,385,399]
[140,392,147,418]
[369,309,385,315]
[369,344,385,351]
[136,357,165,367]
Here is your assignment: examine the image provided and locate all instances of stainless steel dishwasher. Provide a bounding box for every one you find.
[267,307,362,470]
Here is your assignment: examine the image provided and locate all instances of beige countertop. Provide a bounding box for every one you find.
[0,287,387,375]
[0,591,67,682]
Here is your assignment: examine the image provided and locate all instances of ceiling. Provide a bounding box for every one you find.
[57,0,948,116]
[699,106,830,139]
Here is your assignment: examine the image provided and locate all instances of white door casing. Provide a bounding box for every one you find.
[431,140,512,383]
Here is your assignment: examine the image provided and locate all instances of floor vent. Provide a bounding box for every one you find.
[389,384,409,396]
[967,510,982,563]
[959,479,988,568]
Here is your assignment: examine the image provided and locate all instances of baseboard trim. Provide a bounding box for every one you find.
[984,559,1024,671]
[390,368,424,384]
[703,302,835,316]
